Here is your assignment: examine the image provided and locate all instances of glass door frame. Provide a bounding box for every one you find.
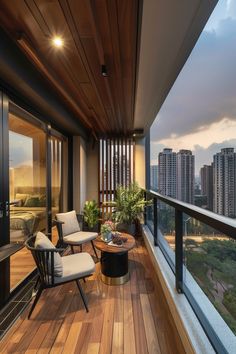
[0,92,10,307]
[0,93,66,308]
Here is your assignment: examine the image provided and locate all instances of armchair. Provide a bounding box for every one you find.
[54,210,98,259]
[25,233,95,318]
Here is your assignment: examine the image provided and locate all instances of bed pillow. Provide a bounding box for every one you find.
[24,196,40,207]
[15,193,29,206]
[39,194,46,207]
[56,210,80,236]
[35,232,63,277]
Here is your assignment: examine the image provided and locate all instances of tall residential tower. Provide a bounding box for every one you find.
[200,164,213,211]
[213,148,236,217]
[176,150,195,204]
[158,148,176,198]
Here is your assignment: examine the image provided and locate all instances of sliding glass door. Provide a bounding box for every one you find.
[0,96,66,307]
[9,105,47,290]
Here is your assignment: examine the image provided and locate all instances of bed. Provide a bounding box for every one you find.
[9,187,60,243]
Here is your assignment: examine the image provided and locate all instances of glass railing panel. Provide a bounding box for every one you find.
[146,194,154,234]
[157,200,175,268]
[183,215,236,336]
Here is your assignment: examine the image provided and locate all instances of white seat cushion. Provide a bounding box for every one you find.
[56,210,80,236]
[54,252,95,284]
[35,231,63,277]
[63,231,98,245]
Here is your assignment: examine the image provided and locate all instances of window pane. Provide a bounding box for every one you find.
[9,110,46,290]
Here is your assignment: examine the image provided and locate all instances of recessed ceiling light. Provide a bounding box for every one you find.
[52,36,64,48]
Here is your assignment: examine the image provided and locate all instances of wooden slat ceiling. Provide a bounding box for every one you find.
[0,0,140,137]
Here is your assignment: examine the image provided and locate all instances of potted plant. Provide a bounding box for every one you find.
[108,182,148,236]
[83,200,100,232]
[100,220,114,242]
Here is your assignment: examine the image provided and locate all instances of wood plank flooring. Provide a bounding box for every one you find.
[0,239,186,354]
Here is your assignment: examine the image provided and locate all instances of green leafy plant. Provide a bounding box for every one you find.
[101,221,114,234]
[83,200,100,229]
[108,182,148,224]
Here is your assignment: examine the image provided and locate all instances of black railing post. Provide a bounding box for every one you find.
[175,209,183,293]
[144,191,147,225]
[153,197,158,246]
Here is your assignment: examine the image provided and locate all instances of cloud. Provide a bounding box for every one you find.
[194,139,236,175]
[151,16,236,143]
[155,117,236,151]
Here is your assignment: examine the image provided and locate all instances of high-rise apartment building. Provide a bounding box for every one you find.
[200,164,213,211]
[158,148,176,197]
[150,165,158,191]
[213,148,236,217]
[176,150,195,204]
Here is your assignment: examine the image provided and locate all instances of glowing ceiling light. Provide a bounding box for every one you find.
[52,36,64,48]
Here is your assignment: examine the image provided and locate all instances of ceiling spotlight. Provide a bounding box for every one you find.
[101,65,108,77]
[52,36,64,48]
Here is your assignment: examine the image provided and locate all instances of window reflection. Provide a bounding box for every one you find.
[9,113,47,244]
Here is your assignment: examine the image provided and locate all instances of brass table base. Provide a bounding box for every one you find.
[101,272,129,285]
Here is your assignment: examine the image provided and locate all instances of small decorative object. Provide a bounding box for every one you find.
[110,234,128,246]
[101,220,114,242]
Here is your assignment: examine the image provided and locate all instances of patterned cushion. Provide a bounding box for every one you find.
[56,210,80,236]
[35,232,63,277]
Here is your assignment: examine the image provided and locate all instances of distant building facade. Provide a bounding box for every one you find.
[176,150,195,204]
[158,148,176,197]
[200,164,213,211]
[150,165,158,191]
[213,148,236,217]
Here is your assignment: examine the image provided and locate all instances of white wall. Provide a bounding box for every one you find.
[134,137,146,188]
[73,137,99,212]
[73,136,87,212]
[86,140,99,202]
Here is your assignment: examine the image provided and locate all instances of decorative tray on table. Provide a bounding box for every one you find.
[108,234,128,247]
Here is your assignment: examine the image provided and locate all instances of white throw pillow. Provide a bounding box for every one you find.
[35,232,63,277]
[56,210,80,236]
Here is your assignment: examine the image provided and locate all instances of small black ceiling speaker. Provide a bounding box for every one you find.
[132,129,144,137]
[101,64,108,77]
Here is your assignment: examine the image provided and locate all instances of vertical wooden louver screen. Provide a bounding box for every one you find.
[99,138,134,215]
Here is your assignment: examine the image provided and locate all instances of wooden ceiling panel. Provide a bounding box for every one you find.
[117,0,138,131]
[0,0,140,137]
[69,0,94,38]
[32,0,90,83]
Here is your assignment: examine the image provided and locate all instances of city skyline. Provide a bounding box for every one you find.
[151,146,236,218]
[150,0,236,174]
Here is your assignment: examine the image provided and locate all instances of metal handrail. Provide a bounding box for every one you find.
[148,190,236,239]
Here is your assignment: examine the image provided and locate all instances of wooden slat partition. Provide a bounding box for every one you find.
[99,138,134,217]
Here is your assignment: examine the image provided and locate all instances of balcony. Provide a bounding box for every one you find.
[0,231,185,354]
[0,1,234,353]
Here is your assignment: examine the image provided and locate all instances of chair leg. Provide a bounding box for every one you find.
[71,245,75,254]
[80,244,82,252]
[28,285,43,319]
[75,279,89,312]
[91,240,98,259]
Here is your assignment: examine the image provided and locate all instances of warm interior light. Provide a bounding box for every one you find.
[52,36,64,48]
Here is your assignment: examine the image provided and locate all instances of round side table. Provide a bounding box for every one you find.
[94,233,135,285]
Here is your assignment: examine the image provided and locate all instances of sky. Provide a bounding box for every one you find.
[150,0,236,175]
[9,131,33,168]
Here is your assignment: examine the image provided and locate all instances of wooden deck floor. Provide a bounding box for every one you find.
[0,239,185,354]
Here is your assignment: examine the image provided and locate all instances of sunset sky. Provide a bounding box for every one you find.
[150,0,236,175]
